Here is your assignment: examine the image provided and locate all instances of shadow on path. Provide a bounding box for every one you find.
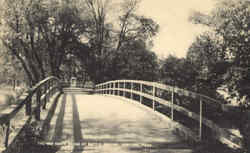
[71,94,84,152]
[52,94,66,143]
[41,93,62,140]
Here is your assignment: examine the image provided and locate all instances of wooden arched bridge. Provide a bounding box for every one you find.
[0,77,243,153]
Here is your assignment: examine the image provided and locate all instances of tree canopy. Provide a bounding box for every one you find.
[189,0,250,103]
[0,0,159,85]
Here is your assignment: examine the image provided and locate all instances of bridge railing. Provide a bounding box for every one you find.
[95,80,242,148]
[0,76,61,150]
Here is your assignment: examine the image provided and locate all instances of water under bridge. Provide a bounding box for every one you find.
[0,77,243,153]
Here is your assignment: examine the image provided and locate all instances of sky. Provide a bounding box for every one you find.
[138,0,216,58]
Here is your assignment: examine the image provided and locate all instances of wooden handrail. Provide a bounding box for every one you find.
[0,76,61,149]
[95,80,242,149]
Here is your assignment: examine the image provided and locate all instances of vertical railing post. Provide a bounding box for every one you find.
[171,86,174,120]
[106,84,108,95]
[48,80,51,99]
[107,84,109,95]
[43,83,48,109]
[113,81,115,96]
[153,83,155,111]
[110,82,112,95]
[108,83,109,95]
[35,88,41,121]
[118,81,120,96]
[111,82,113,95]
[123,81,126,97]
[25,95,32,116]
[199,96,203,140]
[50,80,54,96]
[4,121,10,148]
[109,83,111,95]
[140,83,142,104]
[104,84,106,95]
[130,82,133,100]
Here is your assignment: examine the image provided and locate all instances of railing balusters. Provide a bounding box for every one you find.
[113,82,115,95]
[0,76,61,149]
[130,82,133,100]
[118,81,120,96]
[108,83,110,95]
[43,83,48,109]
[140,83,142,104]
[153,83,155,111]
[25,96,32,116]
[4,121,10,148]
[123,81,126,97]
[171,86,174,120]
[35,88,41,121]
[95,79,242,148]
[199,97,203,140]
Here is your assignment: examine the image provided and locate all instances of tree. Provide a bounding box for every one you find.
[82,0,159,83]
[0,48,26,88]
[1,0,159,86]
[189,0,250,151]
[1,0,89,85]
[186,32,230,97]
[110,40,159,81]
[160,55,197,90]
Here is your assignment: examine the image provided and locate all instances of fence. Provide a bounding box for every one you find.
[0,76,61,150]
[95,80,242,148]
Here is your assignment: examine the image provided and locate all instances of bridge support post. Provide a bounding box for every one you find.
[35,88,41,121]
[140,83,142,104]
[43,83,48,109]
[48,81,51,99]
[171,86,174,120]
[118,81,120,96]
[123,81,126,97]
[153,83,155,111]
[101,85,102,94]
[108,83,110,95]
[104,84,106,95]
[113,82,115,95]
[111,82,113,95]
[199,97,203,140]
[4,121,10,148]
[49,80,54,97]
[25,96,32,116]
[130,82,133,100]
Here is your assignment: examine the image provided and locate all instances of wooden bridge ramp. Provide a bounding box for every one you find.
[37,94,192,153]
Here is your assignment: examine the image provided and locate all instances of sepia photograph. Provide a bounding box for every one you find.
[0,0,249,152]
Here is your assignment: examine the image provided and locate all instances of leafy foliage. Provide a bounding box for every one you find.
[160,55,197,90]
[189,0,250,151]
[0,0,159,85]
[189,0,250,103]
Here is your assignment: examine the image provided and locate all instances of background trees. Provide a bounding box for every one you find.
[189,0,250,104]
[159,55,197,90]
[0,0,159,85]
[188,0,250,151]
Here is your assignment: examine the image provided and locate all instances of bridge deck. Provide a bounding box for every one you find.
[40,94,192,153]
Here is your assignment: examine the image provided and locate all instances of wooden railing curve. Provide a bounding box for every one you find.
[96,80,242,149]
[0,76,61,150]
